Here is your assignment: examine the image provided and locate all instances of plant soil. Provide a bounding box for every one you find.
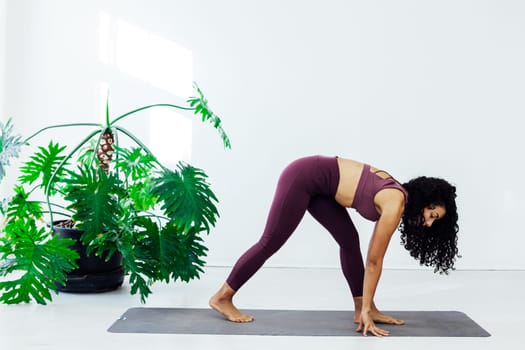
[54,219,76,229]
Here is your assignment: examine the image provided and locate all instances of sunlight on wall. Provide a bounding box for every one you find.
[115,19,193,98]
[97,12,193,164]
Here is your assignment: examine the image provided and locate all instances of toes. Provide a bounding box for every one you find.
[230,315,254,323]
[391,318,404,325]
[243,316,254,323]
[388,319,404,325]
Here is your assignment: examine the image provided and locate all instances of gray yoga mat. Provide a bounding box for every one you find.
[107,308,490,337]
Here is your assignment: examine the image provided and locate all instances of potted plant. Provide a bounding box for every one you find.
[0,83,231,304]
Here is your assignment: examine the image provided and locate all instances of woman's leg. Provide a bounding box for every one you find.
[306,196,364,297]
[307,196,404,325]
[210,159,314,322]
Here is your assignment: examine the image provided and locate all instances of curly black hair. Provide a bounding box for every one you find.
[399,176,460,274]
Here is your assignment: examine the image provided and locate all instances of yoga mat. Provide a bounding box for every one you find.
[107,308,490,337]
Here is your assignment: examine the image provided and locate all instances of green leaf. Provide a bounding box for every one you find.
[128,272,152,303]
[151,162,219,233]
[63,165,125,253]
[18,141,68,193]
[117,216,160,302]
[0,219,78,304]
[161,222,208,283]
[127,181,157,211]
[5,186,43,222]
[115,147,157,181]
[76,139,98,167]
[116,216,209,302]
[157,222,181,282]
[187,83,231,149]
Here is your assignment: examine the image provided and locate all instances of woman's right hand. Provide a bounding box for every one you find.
[357,311,390,337]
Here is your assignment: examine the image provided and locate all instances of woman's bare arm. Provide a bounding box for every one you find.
[358,189,404,336]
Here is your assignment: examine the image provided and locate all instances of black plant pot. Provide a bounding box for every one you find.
[53,221,124,293]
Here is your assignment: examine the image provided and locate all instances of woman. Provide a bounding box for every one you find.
[209,155,459,336]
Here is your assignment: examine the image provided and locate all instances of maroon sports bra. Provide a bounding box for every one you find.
[351,164,408,221]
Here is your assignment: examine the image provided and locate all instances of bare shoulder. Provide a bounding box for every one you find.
[374,188,405,218]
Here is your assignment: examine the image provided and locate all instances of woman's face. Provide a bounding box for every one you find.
[422,204,446,227]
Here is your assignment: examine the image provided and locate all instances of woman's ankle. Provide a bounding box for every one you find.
[353,296,363,311]
[215,282,236,299]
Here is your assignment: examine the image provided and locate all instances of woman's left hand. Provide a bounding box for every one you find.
[357,311,390,337]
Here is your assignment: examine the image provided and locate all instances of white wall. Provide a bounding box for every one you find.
[0,0,6,119]
[0,0,10,199]
[2,0,525,271]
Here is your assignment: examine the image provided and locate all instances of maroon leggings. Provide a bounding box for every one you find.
[226,155,365,297]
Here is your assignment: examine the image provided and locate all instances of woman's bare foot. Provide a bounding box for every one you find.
[367,310,404,325]
[353,309,404,325]
[353,297,404,325]
[209,283,254,323]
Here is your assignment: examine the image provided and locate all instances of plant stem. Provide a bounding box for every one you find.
[106,90,111,127]
[24,123,102,143]
[42,211,74,219]
[139,212,170,222]
[110,104,193,126]
[113,126,169,173]
[35,201,74,212]
[45,129,102,224]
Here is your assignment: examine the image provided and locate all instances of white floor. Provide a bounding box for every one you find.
[0,267,523,349]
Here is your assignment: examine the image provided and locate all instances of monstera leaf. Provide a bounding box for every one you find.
[0,191,78,305]
[165,222,208,283]
[151,163,219,233]
[117,216,160,302]
[63,165,125,252]
[187,83,231,149]
[18,142,67,193]
[5,186,43,220]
